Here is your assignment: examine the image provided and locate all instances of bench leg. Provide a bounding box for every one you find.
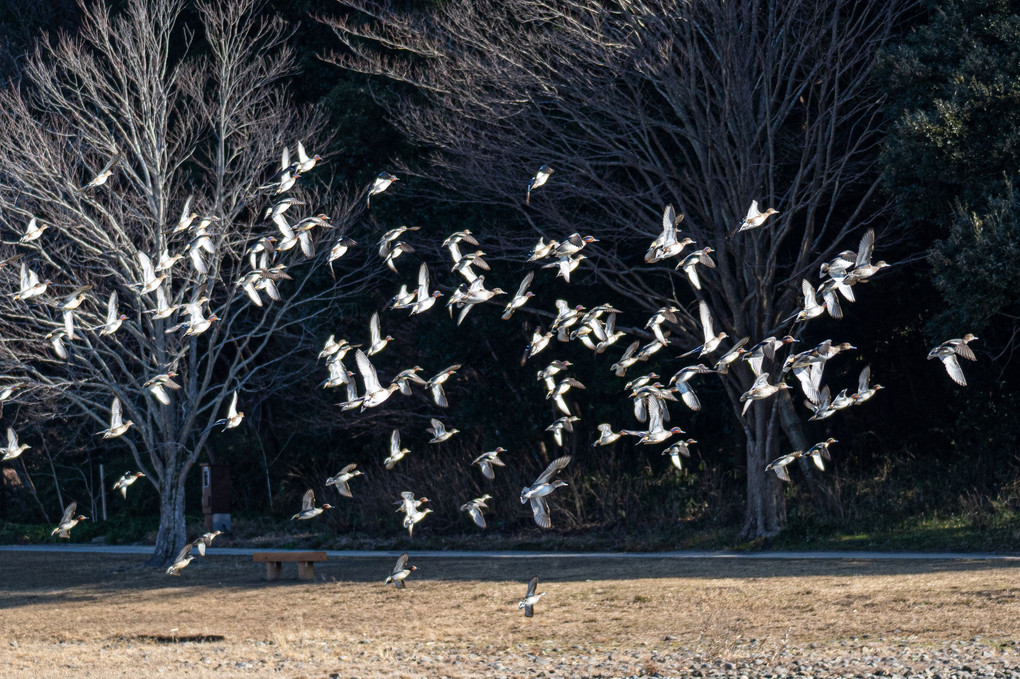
[266,562,282,581]
[297,561,315,580]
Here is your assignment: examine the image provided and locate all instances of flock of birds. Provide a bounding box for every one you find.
[2,147,980,614]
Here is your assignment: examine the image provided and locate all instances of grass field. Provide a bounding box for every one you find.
[1,552,1018,678]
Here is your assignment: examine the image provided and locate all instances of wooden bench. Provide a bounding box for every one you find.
[253,551,327,581]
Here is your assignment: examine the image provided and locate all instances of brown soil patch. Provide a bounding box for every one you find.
[0,553,1017,677]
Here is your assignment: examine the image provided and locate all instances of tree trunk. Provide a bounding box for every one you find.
[740,402,786,539]
[147,470,188,567]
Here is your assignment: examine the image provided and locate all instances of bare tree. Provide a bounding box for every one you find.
[323,0,905,537]
[0,0,374,564]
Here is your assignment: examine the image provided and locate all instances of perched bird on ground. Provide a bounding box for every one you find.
[194,531,223,556]
[520,455,571,529]
[736,200,779,232]
[461,495,492,528]
[112,471,145,499]
[367,171,398,208]
[51,501,87,538]
[928,334,978,386]
[518,575,545,617]
[472,448,507,480]
[383,430,410,470]
[325,464,364,498]
[385,552,416,589]
[98,397,134,439]
[526,165,554,205]
[290,489,332,520]
[166,542,195,575]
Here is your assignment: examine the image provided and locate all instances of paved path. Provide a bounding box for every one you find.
[1,544,1017,560]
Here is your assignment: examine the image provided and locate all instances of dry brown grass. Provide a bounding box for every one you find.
[0,553,1018,677]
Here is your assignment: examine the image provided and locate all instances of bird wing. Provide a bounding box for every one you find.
[745,201,759,221]
[281,146,290,172]
[301,489,315,512]
[393,552,409,574]
[469,505,486,528]
[178,195,193,225]
[369,312,382,346]
[801,279,818,309]
[228,391,238,418]
[60,501,76,524]
[526,575,539,598]
[515,271,534,298]
[855,228,875,268]
[390,430,401,455]
[6,427,16,449]
[334,478,353,498]
[677,383,701,411]
[699,301,714,343]
[355,349,381,393]
[858,366,871,393]
[954,341,977,361]
[534,455,572,485]
[137,251,155,281]
[297,141,309,165]
[195,541,206,557]
[105,291,118,323]
[530,496,552,528]
[417,262,430,298]
[941,354,967,386]
[110,397,123,427]
[174,542,194,563]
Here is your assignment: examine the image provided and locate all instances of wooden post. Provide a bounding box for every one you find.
[297,561,314,580]
[265,561,282,581]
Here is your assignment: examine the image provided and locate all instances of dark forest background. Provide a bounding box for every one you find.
[0,0,1017,552]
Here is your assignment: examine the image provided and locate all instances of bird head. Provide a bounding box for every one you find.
[118,314,128,321]
[321,504,333,510]
[208,314,220,322]
[669,427,685,434]
[408,565,417,572]
[135,472,146,478]
[76,515,89,521]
